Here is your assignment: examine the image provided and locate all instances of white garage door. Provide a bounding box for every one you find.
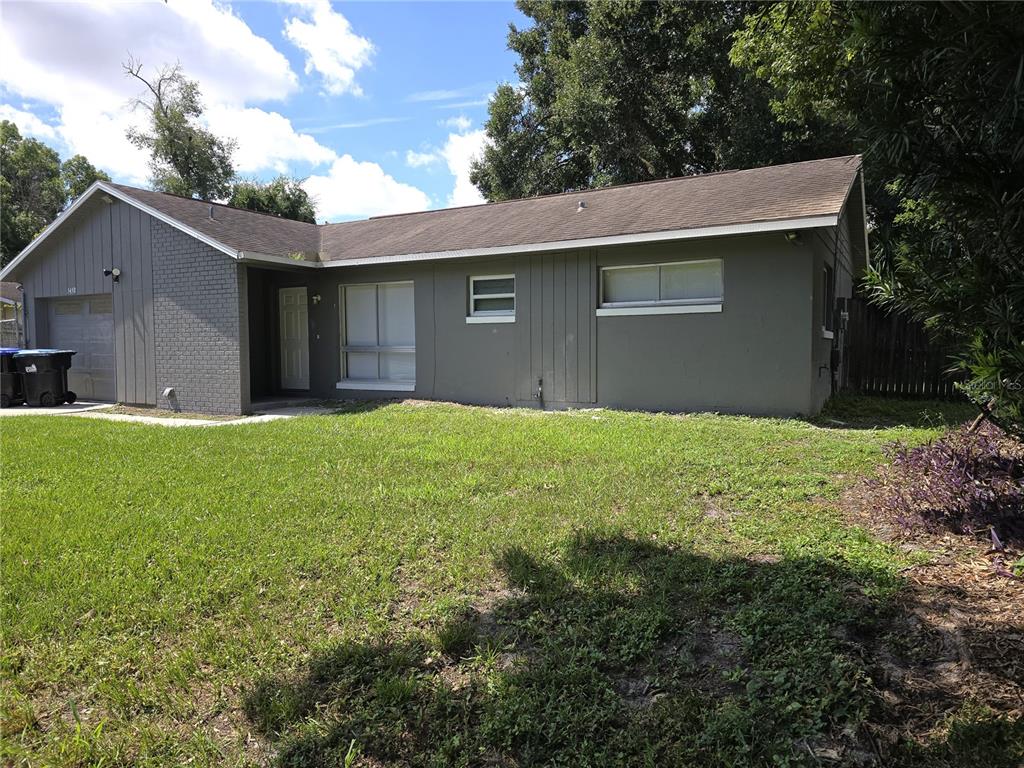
[47,295,115,401]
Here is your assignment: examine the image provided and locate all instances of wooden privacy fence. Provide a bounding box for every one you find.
[841,298,965,400]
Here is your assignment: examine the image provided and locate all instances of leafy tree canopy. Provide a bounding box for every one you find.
[61,154,110,200]
[470,0,853,201]
[228,177,317,224]
[0,121,109,266]
[124,58,236,201]
[733,1,1024,434]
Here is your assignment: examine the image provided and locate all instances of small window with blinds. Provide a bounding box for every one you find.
[467,275,515,323]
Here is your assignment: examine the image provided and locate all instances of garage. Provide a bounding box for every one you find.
[46,295,115,401]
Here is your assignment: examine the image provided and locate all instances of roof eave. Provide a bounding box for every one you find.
[320,213,840,268]
[237,251,322,268]
[0,181,240,282]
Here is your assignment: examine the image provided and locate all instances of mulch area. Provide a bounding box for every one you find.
[842,480,1023,749]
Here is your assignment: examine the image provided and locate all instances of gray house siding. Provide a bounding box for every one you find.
[808,207,857,413]
[16,197,156,405]
[11,195,855,418]
[252,230,828,416]
[11,200,249,414]
[594,236,814,415]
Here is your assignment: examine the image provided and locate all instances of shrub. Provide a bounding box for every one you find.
[873,422,1024,542]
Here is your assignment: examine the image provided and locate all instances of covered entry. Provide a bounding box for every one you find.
[45,294,115,400]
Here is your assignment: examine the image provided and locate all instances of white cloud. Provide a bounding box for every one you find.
[304,117,407,132]
[441,129,487,207]
[303,155,430,220]
[0,0,312,183]
[433,99,489,110]
[440,115,472,132]
[0,105,56,140]
[403,119,487,206]
[405,149,440,168]
[205,105,336,174]
[283,0,374,97]
[407,84,486,103]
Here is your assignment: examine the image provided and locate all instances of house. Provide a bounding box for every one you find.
[0,155,868,416]
[0,282,24,347]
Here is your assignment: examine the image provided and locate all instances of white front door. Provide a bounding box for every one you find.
[279,287,309,390]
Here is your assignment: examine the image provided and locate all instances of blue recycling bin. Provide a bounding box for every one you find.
[13,349,77,407]
[0,347,22,408]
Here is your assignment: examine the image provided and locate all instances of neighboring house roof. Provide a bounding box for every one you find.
[319,155,862,264]
[1,154,864,280]
[0,282,22,304]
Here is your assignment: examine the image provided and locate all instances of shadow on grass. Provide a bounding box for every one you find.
[813,394,977,431]
[244,535,1022,768]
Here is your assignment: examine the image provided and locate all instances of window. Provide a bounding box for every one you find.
[467,275,515,323]
[338,281,415,391]
[597,259,723,316]
[822,263,836,337]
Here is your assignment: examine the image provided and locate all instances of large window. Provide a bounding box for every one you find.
[597,259,723,316]
[467,275,515,323]
[338,281,415,390]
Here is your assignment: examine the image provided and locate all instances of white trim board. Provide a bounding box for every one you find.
[336,380,416,391]
[466,315,516,324]
[596,304,723,317]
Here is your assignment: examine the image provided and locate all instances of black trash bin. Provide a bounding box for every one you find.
[13,349,77,407]
[0,347,23,408]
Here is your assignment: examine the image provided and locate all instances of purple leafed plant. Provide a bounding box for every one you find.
[872,422,1024,542]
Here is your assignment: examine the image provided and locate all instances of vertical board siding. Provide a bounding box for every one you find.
[843,297,965,399]
[17,199,156,404]
[111,202,128,401]
[519,250,596,405]
[142,216,155,400]
[564,251,579,402]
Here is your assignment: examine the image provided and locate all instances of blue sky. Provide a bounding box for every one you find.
[0,1,529,221]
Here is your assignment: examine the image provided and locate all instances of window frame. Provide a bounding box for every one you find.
[467,274,516,324]
[596,258,724,316]
[337,280,416,391]
[822,262,836,339]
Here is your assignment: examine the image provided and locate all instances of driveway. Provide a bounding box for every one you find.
[0,401,110,417]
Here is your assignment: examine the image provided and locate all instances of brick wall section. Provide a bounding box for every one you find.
[150,220,247,414]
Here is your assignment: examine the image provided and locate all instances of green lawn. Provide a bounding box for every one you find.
[2,397,1017,767]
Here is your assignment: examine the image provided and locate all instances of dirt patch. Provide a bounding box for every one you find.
[841,481,1024,747]
[102,405,238,421]
[868,558,1024,746]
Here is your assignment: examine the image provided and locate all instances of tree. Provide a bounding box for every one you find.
[60,154,110,200]
[228,176,317,223]
[733,2,1024,434]
[124,58,236,200]
[470,0,853,201]
[1,121,65,266]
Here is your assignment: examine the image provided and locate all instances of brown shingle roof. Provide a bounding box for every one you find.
[108,184,321,260]
[319,154,862,262]
[105,155,860,265]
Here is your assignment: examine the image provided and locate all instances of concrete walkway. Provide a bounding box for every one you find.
[0,402,343,427]
[0,401,110,417]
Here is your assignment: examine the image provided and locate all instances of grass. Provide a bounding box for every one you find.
[1,397,1019,766]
